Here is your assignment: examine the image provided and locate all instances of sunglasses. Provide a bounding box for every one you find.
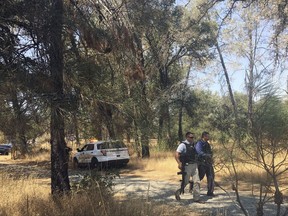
[188,136,194,138]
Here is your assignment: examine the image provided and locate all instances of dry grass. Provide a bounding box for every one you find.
[0,171,189,216]
[0,173,50,216]
[125,151,181,183]
[1,147,287,216]
[0,149,191,216]
[25,151,50,163]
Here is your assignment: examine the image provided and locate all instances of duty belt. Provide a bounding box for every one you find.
[185,162,195,165]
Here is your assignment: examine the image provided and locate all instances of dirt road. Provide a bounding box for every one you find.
[113,175,244,215]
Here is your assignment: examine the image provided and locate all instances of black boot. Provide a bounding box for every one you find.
[189,181,194,193]
[175,189,181,200]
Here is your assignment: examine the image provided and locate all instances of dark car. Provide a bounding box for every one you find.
[0,144,12,155]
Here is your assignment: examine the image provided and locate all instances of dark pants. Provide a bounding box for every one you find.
[198,163,215,195]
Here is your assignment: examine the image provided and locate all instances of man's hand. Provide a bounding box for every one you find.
[205,154,212,158]
[178,163,182,170]
[205,154,213,164]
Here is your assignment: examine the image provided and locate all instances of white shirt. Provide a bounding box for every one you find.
[176,140,190,153]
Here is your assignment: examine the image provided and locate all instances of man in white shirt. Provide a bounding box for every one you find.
[175,132,204,203]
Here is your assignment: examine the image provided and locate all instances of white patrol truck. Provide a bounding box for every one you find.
[73,140,130,169]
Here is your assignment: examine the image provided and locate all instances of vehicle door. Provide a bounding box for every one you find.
[82,144,95,163]
[97,142,109,162]
[77,144,88,163]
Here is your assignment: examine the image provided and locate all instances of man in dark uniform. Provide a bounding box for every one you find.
[195,131,215,197]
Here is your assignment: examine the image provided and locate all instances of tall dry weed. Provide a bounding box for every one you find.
[0,172,188,216]
[127,151,179,181]
[0,173,50,216]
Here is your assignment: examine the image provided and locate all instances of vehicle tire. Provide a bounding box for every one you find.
[73,158,79,169]
[90,157,98,169]
[4,151,8,155]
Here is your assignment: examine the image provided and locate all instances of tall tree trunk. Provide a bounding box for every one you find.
[11,91,28,156]
[158,109,164,142]
[72,112,80,146]
[146,35,171,148]
[216,42,237,116]
[132,105,141,158]
[178,106,183,141]
[140,81,150,158]
[247,27,255,128]
[98,102,116,139]
[125,71,141,157]
[158,66,171,146]
[133,33,150,157]
[178,62,192,142]
[104,107,115,139]
[167,106,172,145]
[93,117,103,140]
[49,0,70,195]
[216,41,246,146]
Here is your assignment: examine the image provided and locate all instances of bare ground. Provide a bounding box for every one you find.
[0,155,287,216]
[112,168,288,216]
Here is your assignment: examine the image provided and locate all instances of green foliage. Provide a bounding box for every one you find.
[253,96,288,144]
[71,170,119,194]
[208,93,249,141]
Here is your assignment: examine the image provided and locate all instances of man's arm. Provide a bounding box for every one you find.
[196,141,212,163]
[195,141,206,156]
[175,148,186,195]
[175,151,182,170]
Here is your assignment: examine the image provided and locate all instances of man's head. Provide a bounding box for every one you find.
[201,131,210,141]
[185,132,195,143]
